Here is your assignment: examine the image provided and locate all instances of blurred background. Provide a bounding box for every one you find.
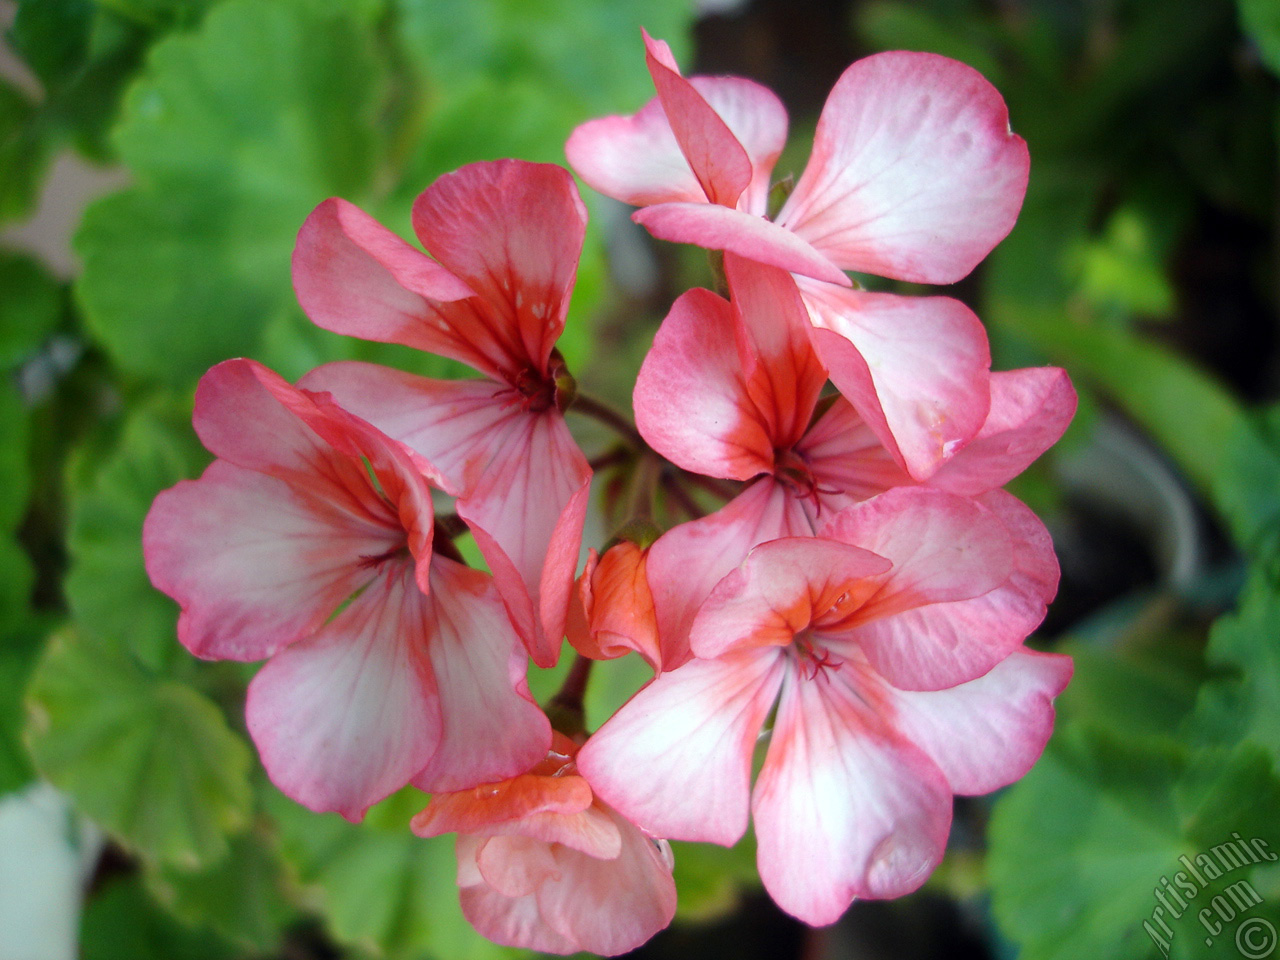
[2,0,1280,957]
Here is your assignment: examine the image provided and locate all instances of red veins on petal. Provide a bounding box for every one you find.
[144,358,549,821]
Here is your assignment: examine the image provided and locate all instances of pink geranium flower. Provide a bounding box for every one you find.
[568,33,1031,478]
[578,489,1072,925]
[143,359,550,820]
[633,254,1073,669]
[413,733,677,956]
[291,159,592,667]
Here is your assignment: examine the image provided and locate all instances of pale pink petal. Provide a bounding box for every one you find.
[191,360,436,573]
[411,557,552,793]
[928,367,1077,496]
[567,75,787,215]
[245,563,441,821]
[752,666,951,924]
[690,537,891,660]
[799,397,912,502]
[534,805,677,955]
[577,649,786,845]
[646,479,815,669]
[725,254,827,450]
[291,198,528,380]
[888,648,1072,795]
[309,359,590,665]
[476,834,564,898]
[777,51,1029,284]
[300,362,514,496]
[459,837,580,955]
[642,29,752,208]
[411,160,586,377]
[144,462,398,662]
[635,202,852,286]
[456,412,591,667]
[802,281,990,480]
[819,487,1021,690]
[633,287,772,481]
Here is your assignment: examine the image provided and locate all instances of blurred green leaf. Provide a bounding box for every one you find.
[25,629,253,870]
[82,875,237,960]
[855,2,1005,83]
[990,727,1280,960]
[0,616,50,796]
[0,78,50,224]
[394,0,693,115]
[64,400,207,670]
[669,834,759,922]
[1241,0,1280,76]
[0,251,63,367]
[144,831,297,952]
[1073,206,1176,319]
[1191,577,1280,766]
[993,311,1280,563]
[75,0,389,385]
[267,784,516,960]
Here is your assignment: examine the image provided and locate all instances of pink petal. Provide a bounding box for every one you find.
[633,287,773,481]
[305,362,592,666]
[888,648,1072,795]
[411,557,552,793]
[411,160,586,378]
[635,202,852,286]
[725,253,828,451]
[291,198,527,380]
[819,487,1020,690]
[577,649,786,845]
[690,537,891,660]
[245,563,442,821]
[192,361,437,569]
[753,665,952,924]
[566,75,787,215]
[533,805,677,955]
[459,837,581,955]
[642,29,753,209]
[802,281,991,481]
[798,397,913,502]
[144,461,398,662]
[646,479,815,670]
[456,411,591,667]
[777,51,1029,284]
[300,362,513,496]
[929,367,1078,496]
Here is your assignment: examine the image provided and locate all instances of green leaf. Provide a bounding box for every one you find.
[81,875,237,960]
[394,0,694,115]
[0,250,63,367]
[64,400,208,670]
[1190,577,1280,765]
[144,831,298,952]
[669,834,759,922]
[267,784,518,960]
[75,0,389,385]
[8,0,96,89]
[994,310,1280,563]
[989,727,1280,960]
[25,629,253,870]
[0,616,49,795]
[0,78,51,224]
[1240,0,1280,76]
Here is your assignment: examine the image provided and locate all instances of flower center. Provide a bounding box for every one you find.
[791,630,843,681]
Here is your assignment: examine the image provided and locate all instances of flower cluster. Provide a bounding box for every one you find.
[145,34,1073,956]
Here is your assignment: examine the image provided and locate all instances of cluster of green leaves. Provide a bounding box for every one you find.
[1,0,705,956]
[854,0,1280,957]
